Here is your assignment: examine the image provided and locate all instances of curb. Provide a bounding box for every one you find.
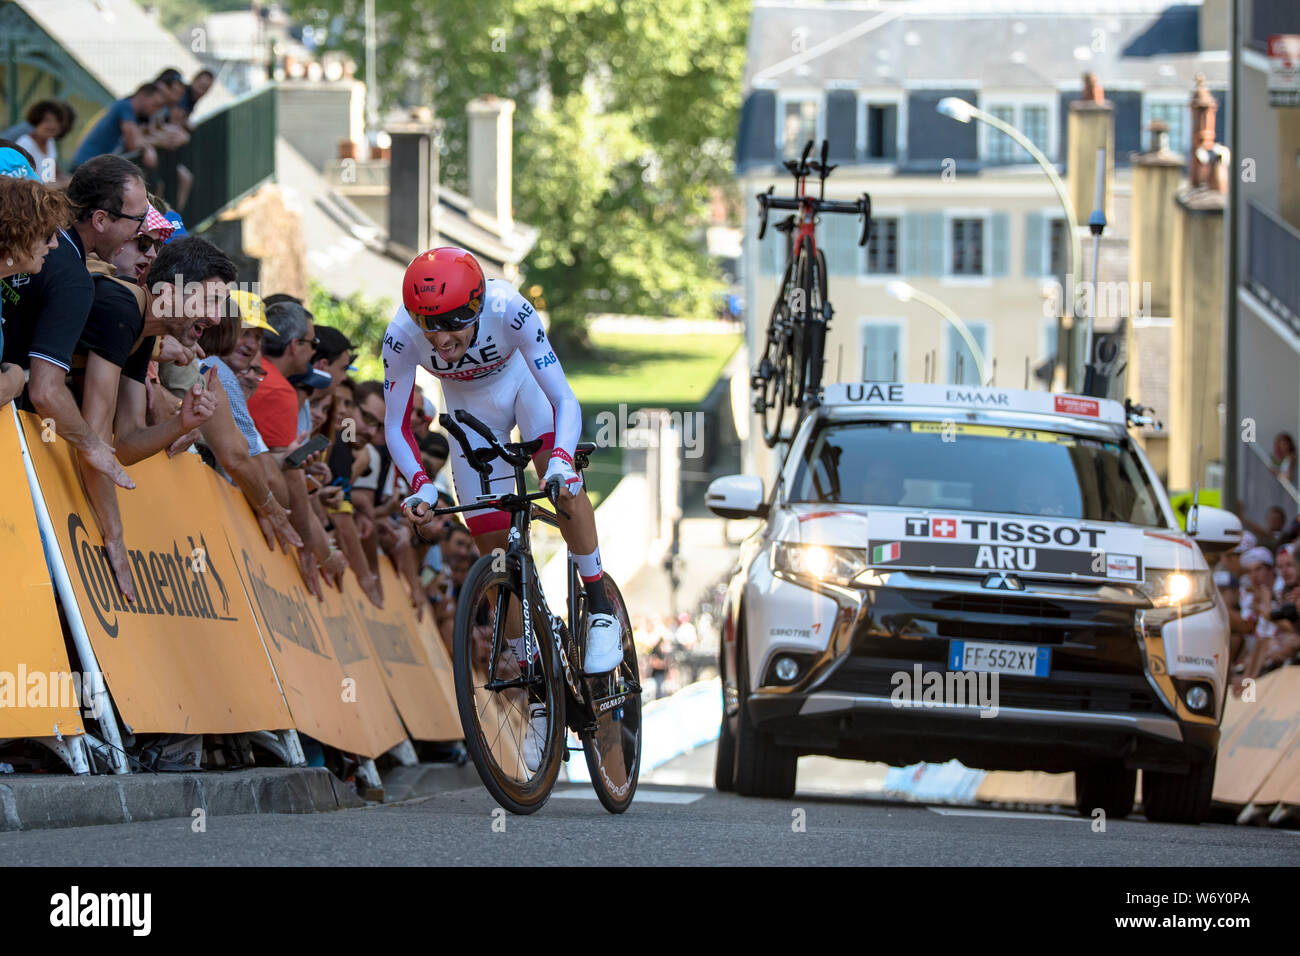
[0,767,365,833]
[380,762,482,803]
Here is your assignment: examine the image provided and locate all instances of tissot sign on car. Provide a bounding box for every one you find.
[867,512,1144,580]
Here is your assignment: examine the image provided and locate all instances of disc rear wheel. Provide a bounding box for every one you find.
[581,576,642,813]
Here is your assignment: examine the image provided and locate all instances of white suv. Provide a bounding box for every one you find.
[707,383,1241,824]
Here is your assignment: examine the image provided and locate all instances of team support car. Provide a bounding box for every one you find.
[707,383,1241,824]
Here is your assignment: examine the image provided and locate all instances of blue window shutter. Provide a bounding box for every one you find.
[990,213,1009,277]
[826,90,858,162]
[900,212,922,275]
[737,90,777,170]
[924,212,946,276]
[823,212,858,276]
[1023,212,1045,277]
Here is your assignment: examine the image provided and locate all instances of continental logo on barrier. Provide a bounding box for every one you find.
[319,608,369,668]
[241,549,329,658]
[67,514,236,638]
[356,601,419,678]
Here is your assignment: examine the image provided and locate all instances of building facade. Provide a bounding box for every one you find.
[737,0,1228,478]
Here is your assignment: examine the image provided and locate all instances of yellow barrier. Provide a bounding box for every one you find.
[214,479,407,758]
[21,412,292,735]
[975,771,1075,806]
[0,411,83,739]
[359,559,461,741]
[15,408,465,759]
[1211,667,1300,806]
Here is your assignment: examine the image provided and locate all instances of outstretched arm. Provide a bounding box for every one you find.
[381,322,429,495]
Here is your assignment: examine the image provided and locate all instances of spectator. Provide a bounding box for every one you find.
[141,243,300,554]
[144,70,194,208]
[174,70,214,127]
[1,153,149,490]
[418,430,451,494]
[14,101,70,183]
[72,84,167,170]
[1235,547,1279,692]
[0,172,67,406]
[237,359,265,400]
[310,325,355,391]
[248,299,348,597]
[196,288,276,461]
[1271,433,1298,486]
[72,215,224,600]
[352,379,426,613]
[1242,505,1287,552]
[307,378,382,607]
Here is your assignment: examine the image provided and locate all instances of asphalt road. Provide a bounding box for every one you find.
[3,742,1298,867]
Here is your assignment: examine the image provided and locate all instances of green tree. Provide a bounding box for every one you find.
[306,280,393,382]
[288,0,749,348]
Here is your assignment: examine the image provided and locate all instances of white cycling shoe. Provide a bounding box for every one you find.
[583,613,623,676]
[522,703,547,773]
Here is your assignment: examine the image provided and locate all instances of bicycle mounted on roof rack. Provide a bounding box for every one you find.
[752,138,873,448]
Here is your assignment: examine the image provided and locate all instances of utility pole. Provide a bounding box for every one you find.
[1223,0,1241,513]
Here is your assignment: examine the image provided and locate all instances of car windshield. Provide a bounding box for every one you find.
[789,420,1167,528]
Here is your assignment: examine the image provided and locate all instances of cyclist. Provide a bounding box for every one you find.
[383,247,622,692]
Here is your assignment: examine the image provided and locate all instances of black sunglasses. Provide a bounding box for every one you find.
[132,234,163,254]
[98,207,148,225]
[412,300,483,332]
[298,335,319,348]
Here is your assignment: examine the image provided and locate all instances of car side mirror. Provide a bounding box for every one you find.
[1187,505,1243,562]
[705,475,768,520]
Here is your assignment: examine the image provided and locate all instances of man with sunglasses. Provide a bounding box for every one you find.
[0,154,149,491]
[383,248,622,699]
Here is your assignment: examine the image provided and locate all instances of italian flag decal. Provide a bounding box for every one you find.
[871,542,901,563]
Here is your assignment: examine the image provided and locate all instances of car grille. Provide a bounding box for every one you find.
[815,585,1165,714]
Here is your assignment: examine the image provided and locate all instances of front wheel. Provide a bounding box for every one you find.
[1074,761,1135,820]
[453,553,565,814]
[732,632,797,799]
[1142,754,1215,824]
[582,576,642,813]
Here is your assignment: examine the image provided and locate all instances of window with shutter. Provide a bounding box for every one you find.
[822,211,860,276]
[951,218,984,276]
[860,322,902,382]
[866,217,899,275]
[944,322,990,385]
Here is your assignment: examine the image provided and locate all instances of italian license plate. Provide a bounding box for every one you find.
[948,640,1051,677]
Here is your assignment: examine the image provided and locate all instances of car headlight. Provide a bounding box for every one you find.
[1138,568,1216,610]
[770,542,867,588]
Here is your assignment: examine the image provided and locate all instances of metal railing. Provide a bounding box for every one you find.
[1246,201,1300,337]
[158,85,277,231]
[1242,442,1300,525]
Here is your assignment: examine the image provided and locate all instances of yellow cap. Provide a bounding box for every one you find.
[229,289,275,333]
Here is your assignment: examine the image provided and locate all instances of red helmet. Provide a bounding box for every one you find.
[402,247,486,331]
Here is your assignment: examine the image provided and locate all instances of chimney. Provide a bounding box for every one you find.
[1128,120,1183,317]
[385,110,439,259]
[1188,74,1227,193]
[467,96,515,234]
[1167,76,1227,491]
[1199,0,1228,52]
[1067,72,1115,224]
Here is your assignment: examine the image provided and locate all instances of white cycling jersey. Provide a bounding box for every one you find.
[381,278,583,528]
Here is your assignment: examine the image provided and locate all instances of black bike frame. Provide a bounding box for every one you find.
[430,413,588,708]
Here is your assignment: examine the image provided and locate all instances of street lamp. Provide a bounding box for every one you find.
[936,96,1083,386]
[886,280,991,386]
